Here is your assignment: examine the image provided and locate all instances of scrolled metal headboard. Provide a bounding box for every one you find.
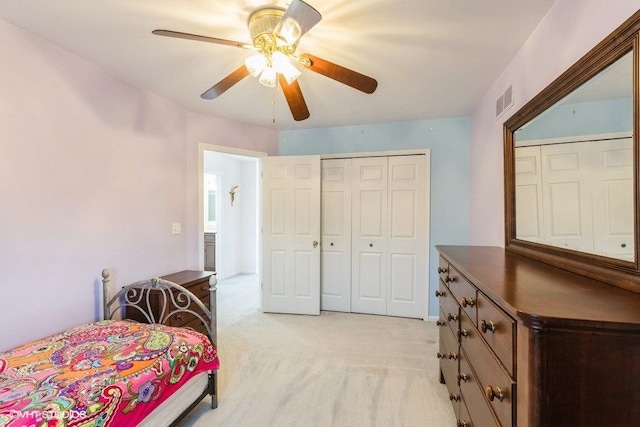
[101,269,217,345]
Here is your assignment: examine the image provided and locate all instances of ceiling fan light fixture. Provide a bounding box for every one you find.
[259,66,277,88]
[272,51,301,84]
[245,54,267,77]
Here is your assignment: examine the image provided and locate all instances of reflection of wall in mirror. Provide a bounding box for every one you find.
[516,97,632,141]
[515,136,633,261]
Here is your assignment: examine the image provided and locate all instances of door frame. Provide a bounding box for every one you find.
[198,143,267,282]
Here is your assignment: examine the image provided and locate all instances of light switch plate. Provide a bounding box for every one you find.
[172,222,182,235]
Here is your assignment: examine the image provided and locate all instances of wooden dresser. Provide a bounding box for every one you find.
[126,270,215,336]
[436,246,640,426]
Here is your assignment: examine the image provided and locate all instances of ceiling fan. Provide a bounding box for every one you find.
[152,0,378,121]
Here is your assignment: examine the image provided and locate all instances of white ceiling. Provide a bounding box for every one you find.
[0,0,556,131]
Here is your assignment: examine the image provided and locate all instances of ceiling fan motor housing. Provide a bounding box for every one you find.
[248,7,296,55]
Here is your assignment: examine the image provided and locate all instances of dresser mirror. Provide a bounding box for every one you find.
[504,10,640,292]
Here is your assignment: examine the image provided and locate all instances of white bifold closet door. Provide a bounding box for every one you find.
[320,159,353,312]
[350,155,427,318]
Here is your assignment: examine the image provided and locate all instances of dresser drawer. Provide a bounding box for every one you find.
[459,348,500,427]
[460,311,514,426]
[476,292,515,375]
[459,399,473,427]
[437,256,450,283]
[185,278,212,301]
[437,281,460,335]
[447,265,478,325]
[439,323,461,418]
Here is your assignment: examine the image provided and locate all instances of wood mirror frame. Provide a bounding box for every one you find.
[504,10,640,293]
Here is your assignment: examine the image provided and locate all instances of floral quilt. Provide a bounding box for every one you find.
[0,320,219,426]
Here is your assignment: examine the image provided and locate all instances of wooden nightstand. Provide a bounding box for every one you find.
[125,270,215,336]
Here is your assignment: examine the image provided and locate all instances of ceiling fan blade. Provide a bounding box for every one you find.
[152,29,254,50]
[274,0,322,45]
[279,75,310,121]
[301,54,378,94]
[201,66,250,100]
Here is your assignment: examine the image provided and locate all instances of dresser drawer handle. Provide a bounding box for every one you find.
[447,313,458,322]
[458,373,469,382]
[480,320,497,334]
[449,393,461,402]
[436,352,446,359]
[437,267,447,274]
[201,286,209,292]
[461,297,475,308]
[457,421,469,427]
[458,329,469,339]
[436,320,445,327]
[485,385,505,402]
[448,352,458,360]
[175,314,183,322]
[435,290,445,297]
[444,275,456,284]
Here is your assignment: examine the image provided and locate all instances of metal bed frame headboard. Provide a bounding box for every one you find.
[101,269,218,346]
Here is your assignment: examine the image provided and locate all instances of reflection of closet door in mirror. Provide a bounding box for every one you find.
[320,159,352,312]
[591,137,634,260]
[515,146,544,242]
[540,142,594,253]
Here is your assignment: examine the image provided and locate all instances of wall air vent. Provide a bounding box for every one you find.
[496,84,514,118]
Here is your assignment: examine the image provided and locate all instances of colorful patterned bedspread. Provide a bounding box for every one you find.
[0,320,219,426]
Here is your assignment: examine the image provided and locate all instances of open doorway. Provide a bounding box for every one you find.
[200,144,265,281]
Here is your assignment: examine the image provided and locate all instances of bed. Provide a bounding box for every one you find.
[0,269,219,426]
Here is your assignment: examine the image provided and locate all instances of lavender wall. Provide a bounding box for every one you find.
[468,1,640,246]
[0,20,277,351]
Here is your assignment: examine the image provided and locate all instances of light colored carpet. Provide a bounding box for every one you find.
[180,274,456,427]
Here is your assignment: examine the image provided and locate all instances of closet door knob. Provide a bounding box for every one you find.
[313,240,319,248]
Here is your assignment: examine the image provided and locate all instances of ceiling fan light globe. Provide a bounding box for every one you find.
[271,51,301,84]
[281,62,302,85]
[259,66,277,87]
[245,54,267,77]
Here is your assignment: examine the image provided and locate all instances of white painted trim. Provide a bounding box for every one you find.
[320,148,430,160]
[198,143,267,279]
[515,131,632,147]
[424,150,431,321]
[199,143,269,159]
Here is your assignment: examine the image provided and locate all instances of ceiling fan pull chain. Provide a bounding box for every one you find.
[272,79,278,124]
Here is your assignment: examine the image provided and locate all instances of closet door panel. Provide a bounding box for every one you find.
[321,159,352,312]
[386,155,427,318]
[357,252,385,300]
[541,142,594,253]
[515,146,544,242]
[352,157,388,315]
[591,138,634,259]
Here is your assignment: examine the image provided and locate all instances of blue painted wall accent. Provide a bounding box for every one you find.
[279,118,470,318]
